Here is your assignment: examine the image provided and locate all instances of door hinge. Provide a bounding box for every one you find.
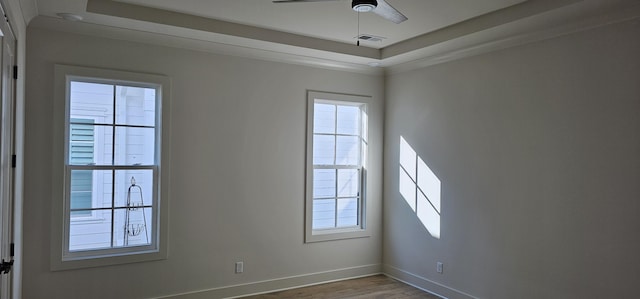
[0,243,15,274]
[11,154,16,168]
[0,259,13,274]
[12,65,17,80]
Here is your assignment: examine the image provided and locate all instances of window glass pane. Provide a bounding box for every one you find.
[68,124,113,166]
[313,169,336,198]
[114,207,153,247]
[70,170,93,217]
[312,199,335,229]
[115,85,156,127]
[114,169,154,209]
[361,109,368,142]
[69,210,113,252]
[69,81,114,124]
[313,103,335,134]
[337,105,360,135]
[114,127,156,165]
[337,169,359,197]
[336,136,359,165]
[313,135,335,165]
[68,119,95,165]
[92,125,113,166]
[70,169,115,210]
[337,198,358,227]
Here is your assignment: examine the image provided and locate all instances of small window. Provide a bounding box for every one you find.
[306,91,370,242]
[52,65,170,270]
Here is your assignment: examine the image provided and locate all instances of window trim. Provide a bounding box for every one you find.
[51,65,171,270]
[305,91,370,243]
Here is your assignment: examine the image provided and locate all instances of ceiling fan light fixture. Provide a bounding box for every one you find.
[57,12,83,22]
[352,0,377,13]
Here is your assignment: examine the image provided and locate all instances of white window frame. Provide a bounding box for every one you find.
[305,91,370,243]
[51,65,171,270]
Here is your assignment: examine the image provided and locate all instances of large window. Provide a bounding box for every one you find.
[306,91,369,242]
[52,65,170,270]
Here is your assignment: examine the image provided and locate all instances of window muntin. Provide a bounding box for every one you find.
[306,91,369,242]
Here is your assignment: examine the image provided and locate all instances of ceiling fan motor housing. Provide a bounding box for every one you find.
[352,0,378,12]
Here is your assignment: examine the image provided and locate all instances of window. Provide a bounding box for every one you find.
[51,65,170,270]
[306,91,369,242]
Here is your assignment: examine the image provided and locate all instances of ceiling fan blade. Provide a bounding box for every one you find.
[373,0,407,24]
[273,0,340,3]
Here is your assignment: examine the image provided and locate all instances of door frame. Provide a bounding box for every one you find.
[0,4,16,299]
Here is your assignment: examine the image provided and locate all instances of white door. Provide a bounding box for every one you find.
[0,9,15,299]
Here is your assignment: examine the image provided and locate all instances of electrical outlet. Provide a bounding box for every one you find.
[235,261,244,274]
[437,262,443,274]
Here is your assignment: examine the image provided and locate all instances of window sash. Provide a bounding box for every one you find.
[63,167,160,257]
[63,165,159,256]
[311,166,363,227]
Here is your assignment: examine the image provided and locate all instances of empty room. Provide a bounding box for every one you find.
[0,0,638,298]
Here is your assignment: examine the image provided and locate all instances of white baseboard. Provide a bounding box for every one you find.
[154,264,382,299]
[383,264,479,299]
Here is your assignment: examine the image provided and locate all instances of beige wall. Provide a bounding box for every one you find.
[383,20,640,298]
[24,28,384,298]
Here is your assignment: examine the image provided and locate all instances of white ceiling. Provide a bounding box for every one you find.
[25,0,640,72]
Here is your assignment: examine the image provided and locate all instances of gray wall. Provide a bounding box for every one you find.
[24,28,384,298]
[383,20,640,298]
[24,13,640,299]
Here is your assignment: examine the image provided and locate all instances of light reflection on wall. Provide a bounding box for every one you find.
[399,136,441,239]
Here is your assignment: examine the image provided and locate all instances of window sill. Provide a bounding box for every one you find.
[305,227,370,243]
[51,246,167,271]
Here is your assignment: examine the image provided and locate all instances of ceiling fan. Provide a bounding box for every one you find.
[272,0,408,24]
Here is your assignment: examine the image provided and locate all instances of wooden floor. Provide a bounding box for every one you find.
[239,275,441,299]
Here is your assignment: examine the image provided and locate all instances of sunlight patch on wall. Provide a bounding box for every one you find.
[399,136,441,239]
